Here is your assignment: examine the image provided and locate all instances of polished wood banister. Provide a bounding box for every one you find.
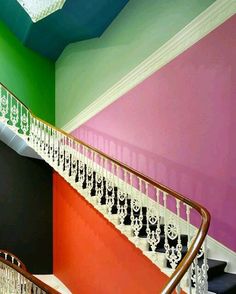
[0,256,60,294]
[0,249,27,271]
[0,82,211,293]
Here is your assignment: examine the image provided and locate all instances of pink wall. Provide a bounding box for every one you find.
[72,16,236,252]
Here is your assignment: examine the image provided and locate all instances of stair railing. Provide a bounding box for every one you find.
[0,253,60,294]
[0,249,27,271]
[0,82,210,293]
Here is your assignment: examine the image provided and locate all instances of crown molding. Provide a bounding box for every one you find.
[62,0,236,132]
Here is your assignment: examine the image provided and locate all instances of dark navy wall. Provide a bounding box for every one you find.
[0,141,52,274]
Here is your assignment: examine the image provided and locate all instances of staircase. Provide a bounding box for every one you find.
[0,82,236,293]
[0,249,59,293]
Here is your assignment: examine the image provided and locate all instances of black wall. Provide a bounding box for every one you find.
[0,141,52,273]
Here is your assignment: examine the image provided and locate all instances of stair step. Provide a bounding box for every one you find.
[205,259,227,280]
[208,272,236,294]
[50,164,234,292]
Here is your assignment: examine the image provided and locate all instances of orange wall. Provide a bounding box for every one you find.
[53,172,170,294]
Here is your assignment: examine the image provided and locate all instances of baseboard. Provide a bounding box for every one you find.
[61,0,236,132]
[207,236,236,274]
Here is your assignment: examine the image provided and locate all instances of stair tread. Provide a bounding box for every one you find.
[208,272,236,294]
[207,259,227,271]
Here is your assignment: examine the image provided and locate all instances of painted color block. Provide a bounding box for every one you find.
[0,20,55,124]
[53,172,173,293]
[72,16,236,252]
[56,0,216,127]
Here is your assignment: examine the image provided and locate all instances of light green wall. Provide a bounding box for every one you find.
[56,0,216,128]
[0,20,55,124]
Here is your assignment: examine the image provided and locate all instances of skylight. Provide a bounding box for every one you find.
[17,0,66,22]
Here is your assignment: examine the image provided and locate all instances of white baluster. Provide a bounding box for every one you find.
[164,196,182,270]
[10,96,19,129]
[146,187,161,256]
[117,169,128,227]
[0,89,9,122]
[131,177,143,240]
[95,155,104,205]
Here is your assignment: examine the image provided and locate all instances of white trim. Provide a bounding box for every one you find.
[207,235,236,274]
[62,0,236,132]
[34,275,72,294]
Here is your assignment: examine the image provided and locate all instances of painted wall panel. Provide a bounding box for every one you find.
[72,16,236,252]
[0,141,53,273]
[53,172,174,294]
[0,20,55,124]
[56,0,216,128]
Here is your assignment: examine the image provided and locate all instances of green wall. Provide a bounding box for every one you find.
[0,20,55,124]
[56,0,216,128]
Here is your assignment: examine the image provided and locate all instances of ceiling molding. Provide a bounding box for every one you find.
[61,0,236,133]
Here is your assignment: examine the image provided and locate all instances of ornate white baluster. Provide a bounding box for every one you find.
[69,141,77,182]
[184,204,193,293]
[117,169,128,226]
[106,162,115,215]
[191,240,208,293]
[30,116,36,147]
[85,148,94,195]
[146,188,161,254]
[64,137,71,176]
[21,108,29,136]
[0,89,9,122]
[48,126,52,158]
[131,177,143,239]
[10,96,19,129]
[95,155,104,205]
[78,145,85,187]
[164,196,182,270]
[59,134,65,172]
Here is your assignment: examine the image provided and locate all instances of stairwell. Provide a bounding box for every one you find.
[0,82,236,293]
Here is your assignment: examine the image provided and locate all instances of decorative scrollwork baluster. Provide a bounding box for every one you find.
[85,148,94,195]
[146,188,161,254]
[10,96,19,129]
[191,241,208,293]
[0,89,9,122]
[96,156,104,205]
[21,106,29,136]
[78,145,85,187]
[106,162,115,215]
[164,195,182,270]
[131,177,143,239]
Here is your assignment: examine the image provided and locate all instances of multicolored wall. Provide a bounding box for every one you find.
[0,20,55,124]
[55,0,216,128]
[53,172,175,294]
[70,15,236,252]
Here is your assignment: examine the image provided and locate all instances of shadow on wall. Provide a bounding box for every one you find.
[72,124,235,246]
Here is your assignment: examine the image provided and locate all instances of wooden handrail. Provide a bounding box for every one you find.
[0,82,211,293]
[0,256,60,294]
[0,249,27,271]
